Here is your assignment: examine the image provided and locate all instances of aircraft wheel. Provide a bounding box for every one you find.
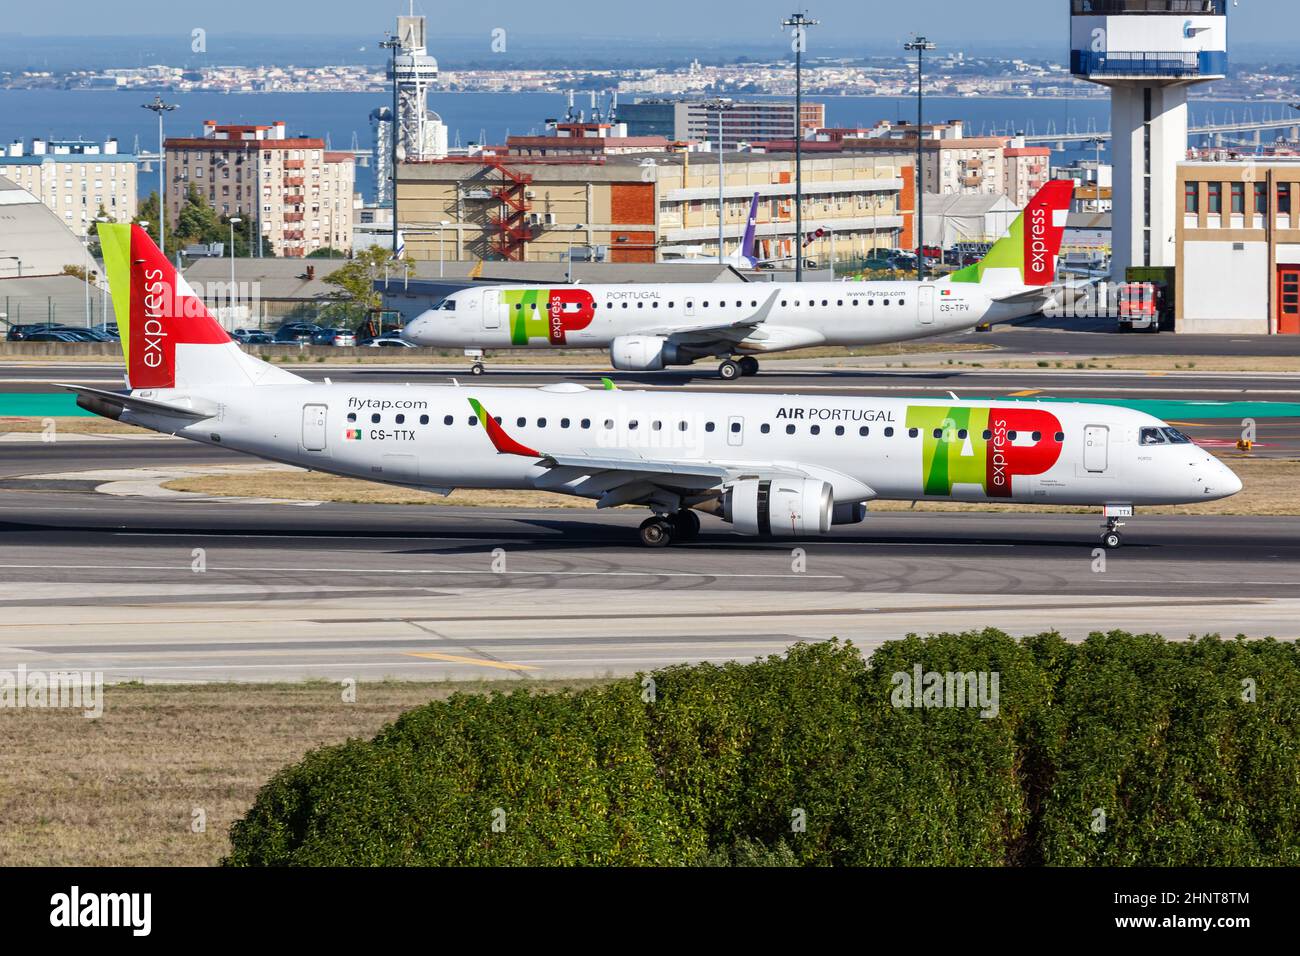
[672,510,701,540]
[639,517,674,548]
[718,360,741,381]
[739,356,760,377]
[1102,531,1123,550]
[470,363,485,376]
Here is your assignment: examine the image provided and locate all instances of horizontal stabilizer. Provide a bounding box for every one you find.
[55,384,215,423]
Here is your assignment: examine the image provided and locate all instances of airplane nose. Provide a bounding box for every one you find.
[1216,462,1244,498]
[400,319,425,344]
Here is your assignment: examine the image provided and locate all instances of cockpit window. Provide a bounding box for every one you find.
[1140,427,1168,446]
[1162,427,1192,445]
[435,298,456,311]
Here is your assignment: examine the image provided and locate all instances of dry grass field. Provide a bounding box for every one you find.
[0,679,606,867]
[164,456,1300,517]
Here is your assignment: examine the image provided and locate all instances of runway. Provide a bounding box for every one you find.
[0,485,1295,683]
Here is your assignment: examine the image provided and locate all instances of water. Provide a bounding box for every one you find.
[0,89,1285,204]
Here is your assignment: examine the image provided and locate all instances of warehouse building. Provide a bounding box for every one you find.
[1177,157,1300,334]
[395,147,914,270]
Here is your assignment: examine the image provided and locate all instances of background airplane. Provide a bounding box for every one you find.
[65,221,1241,550]
[401,180,1076,379]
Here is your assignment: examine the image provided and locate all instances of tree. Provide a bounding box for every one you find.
[173,184,224,251]
[307,247,347,260]
[61,264,91,282]
[134,192,161,245]
[324,246,415,315]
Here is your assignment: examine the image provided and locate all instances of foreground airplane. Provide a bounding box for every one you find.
[401,179,1076,379]
[66,222,1241,549]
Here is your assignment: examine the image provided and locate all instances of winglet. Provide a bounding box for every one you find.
[468,398,541,457]
[601,377,617,391]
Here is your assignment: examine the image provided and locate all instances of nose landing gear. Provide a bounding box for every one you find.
[1101,516,1125,550]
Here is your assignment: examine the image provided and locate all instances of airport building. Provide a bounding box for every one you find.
[1176,157,1300,334]
[164,121,356,257]
[617,99,826,150]
[395,147,914,268]
[0,138,138,238]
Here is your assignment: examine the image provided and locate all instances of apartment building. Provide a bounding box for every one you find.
[0,138,138,238]
[619,99,826,150]
[164,121,355,257]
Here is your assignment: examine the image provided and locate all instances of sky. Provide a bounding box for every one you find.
[4,0,1290,49]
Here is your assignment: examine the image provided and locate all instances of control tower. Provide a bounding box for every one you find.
[1070,0,1228,279]
[388,14,440,163]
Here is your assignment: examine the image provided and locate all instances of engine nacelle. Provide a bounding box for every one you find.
[610,335,680,372]
[832,502,868,526]
[725,478,834,537]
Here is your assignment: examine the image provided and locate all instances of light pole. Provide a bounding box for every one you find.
[438,219,450,278]
[783,11,818,282]
[381,34,401,260]
[706,98,734,264]
[229,217,242,324]
[142,94,179,255]
[566,223,585,284]
[1,256,22,277]
[905,36,936,283]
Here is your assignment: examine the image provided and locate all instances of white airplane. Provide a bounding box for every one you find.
[660,192,766,269]
[401,179,1077,380]
[64,222,1242,550]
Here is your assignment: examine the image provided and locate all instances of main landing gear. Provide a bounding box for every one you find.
[638,510,701,547]
[1101,516,1126,550]
[718,356,760,380]
[465,349,486,375]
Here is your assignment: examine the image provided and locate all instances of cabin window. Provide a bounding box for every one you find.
[468,416,478,426]
[835,426,845,436]
[868,300,875,306]
[517,417,526,428]
[1054,432,1065,443]
[705,422,715,432]
[859,426,869,436]
[652,421,662,431]
[419,415,429,425]
[908,428,919,438]
[537,418,547,428]
[781,300,788,307]
[346,413,356,423]
[785,424,796,435]
[837,300,843,307]
[628,420,638,430]
[933,428,944,439]
[622,302,628,308]
[884,427,895,437]
[1008,431,1018,441]
[371,414,381,424]
[899,300,906,307]
[882,299,890,306]
[443,415,453,426]
[678,421,689,432]
[604,420,614,430]
[395,414,405,424]
[561,418,570,429]
[1031,431,1042,442]
[581,419,591,429]
[852,300,859,307]
[730,422,741,433]
[957,429,967,440]
[822,300,828,307]
[810,425,821,435]
[983,430,993,440]
[761,424,771,434]
[652,302,659,308]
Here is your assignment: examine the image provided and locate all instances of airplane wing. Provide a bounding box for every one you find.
[466,396,812,511]
[631,290,781,344]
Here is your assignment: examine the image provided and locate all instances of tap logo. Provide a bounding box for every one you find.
[907,405,1064,498]
[502,288,596,345]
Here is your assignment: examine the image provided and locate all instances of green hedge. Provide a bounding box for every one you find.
[225,631,1300,866]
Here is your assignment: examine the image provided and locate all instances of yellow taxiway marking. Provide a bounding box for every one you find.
[1007,389,1042,397]
[1147,371,1168,377]
[1167,420,1210,427]
[405,651,539,671]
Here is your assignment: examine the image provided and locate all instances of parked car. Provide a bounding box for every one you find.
[362,334,415,348]
[93,322,120,339]
[241,331,274,345]
[273,323,324,344]
[6,323,62,342]
[312,328,357,347]
[22,331,83,343]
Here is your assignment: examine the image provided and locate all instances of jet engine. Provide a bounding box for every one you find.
[610,335,681,372]
[724,478,834,537]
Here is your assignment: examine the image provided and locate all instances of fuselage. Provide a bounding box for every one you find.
[131,383,1242,509]
[400,280,1026,353]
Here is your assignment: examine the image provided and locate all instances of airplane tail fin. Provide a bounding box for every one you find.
[943,179,1074,288]
[739,192,760,266]
[98,223,304,390]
